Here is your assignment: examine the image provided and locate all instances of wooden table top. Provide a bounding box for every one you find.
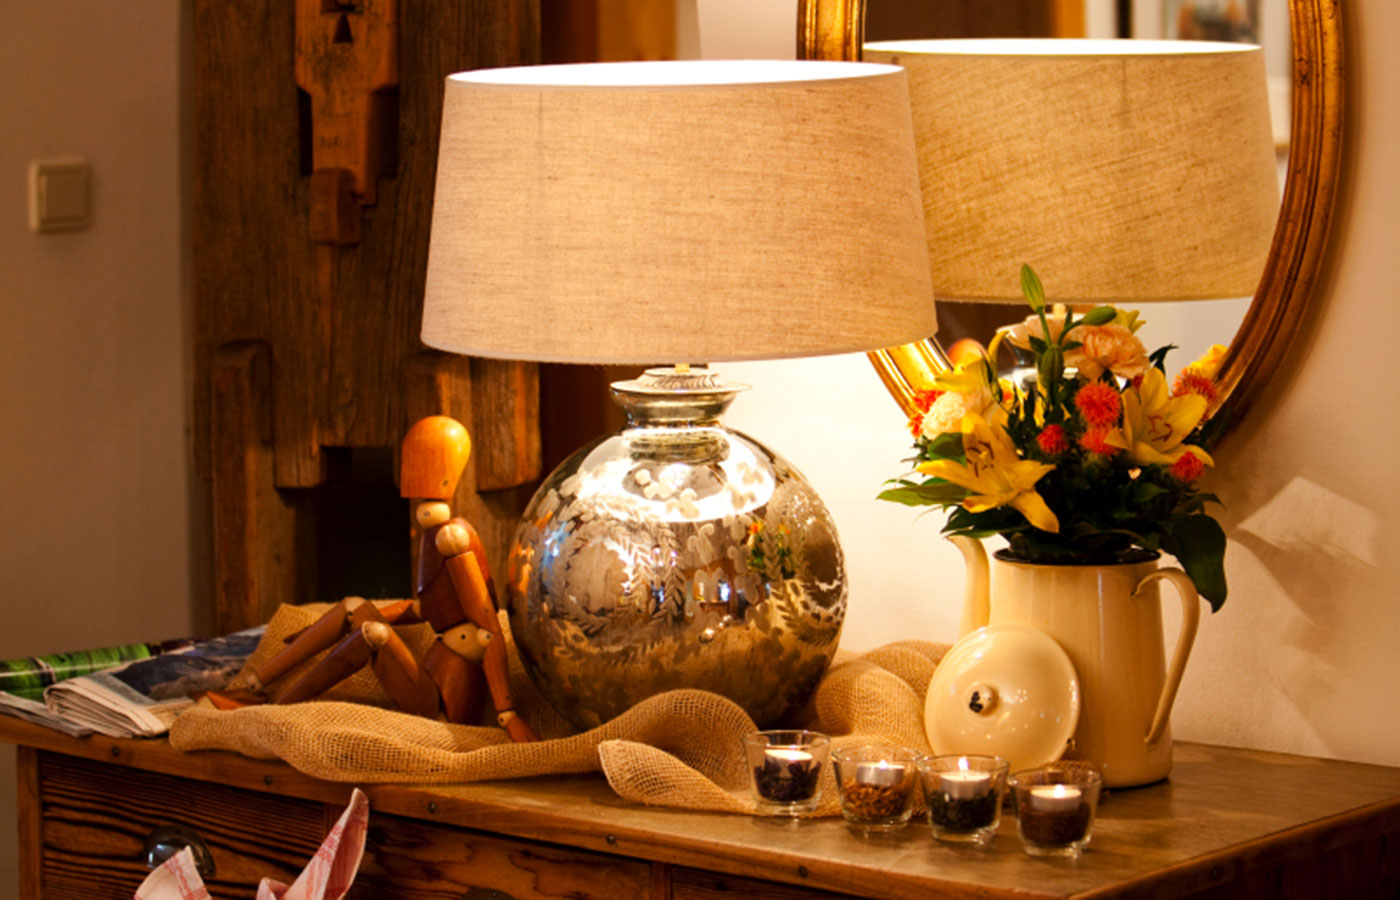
[3,717,1398,900]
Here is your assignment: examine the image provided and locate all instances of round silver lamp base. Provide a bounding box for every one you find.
[505,368,847,731]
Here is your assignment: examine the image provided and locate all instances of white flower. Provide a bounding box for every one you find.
[920,387,996,439]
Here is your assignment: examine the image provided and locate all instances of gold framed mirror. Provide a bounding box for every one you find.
[798,0,1343,445]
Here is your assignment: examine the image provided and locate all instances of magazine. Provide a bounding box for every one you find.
[0,626,263,738]
[0,691,93,737]
[0,637,196,701]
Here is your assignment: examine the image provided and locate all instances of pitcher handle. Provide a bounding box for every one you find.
[1135,568,1201,747]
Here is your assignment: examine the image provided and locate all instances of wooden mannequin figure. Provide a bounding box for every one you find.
[225,416,538,742]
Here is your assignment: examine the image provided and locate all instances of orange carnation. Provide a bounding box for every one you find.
[1079,428,1119,457]
[1172,370,1219,404]
[1170,450,1207,482]
[1074,382,1122,428]
[908,389,943,437]
[1037,424,1070,456]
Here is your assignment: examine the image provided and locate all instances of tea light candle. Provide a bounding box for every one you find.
[855,759,904,787]
[834,747,923,831]
[744,731,831,816]
[1018,782,1093,851]
[766,747,814,771]
[1028,784,1082,813]
[1010,768,1100,856]
[753,746,820,803]
[940,769,992,799]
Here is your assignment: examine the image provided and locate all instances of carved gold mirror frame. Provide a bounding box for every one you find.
[798,0,1344,445]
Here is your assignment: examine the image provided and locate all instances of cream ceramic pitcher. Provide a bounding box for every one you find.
[951,536,1202,787]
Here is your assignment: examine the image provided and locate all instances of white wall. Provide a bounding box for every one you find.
[710,0,1400,768]
[0,0,198,889]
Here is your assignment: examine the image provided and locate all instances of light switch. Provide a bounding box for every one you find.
[29,159,91,233]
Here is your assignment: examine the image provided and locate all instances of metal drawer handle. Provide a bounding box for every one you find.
[143,823,216,879]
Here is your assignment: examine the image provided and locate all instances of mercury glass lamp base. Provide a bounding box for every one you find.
[505,367,847,731]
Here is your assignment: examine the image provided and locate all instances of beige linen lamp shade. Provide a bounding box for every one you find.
[863,39,1280,303]
[421,60,936,363]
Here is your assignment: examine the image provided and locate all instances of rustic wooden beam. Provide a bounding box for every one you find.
[210,342,306,632]
[16,746,42,900]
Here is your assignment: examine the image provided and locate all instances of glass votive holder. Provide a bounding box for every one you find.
[918,755,1010,845]
[743,730,830,816]
[831,745,924,832]
[1008,766,1104,858]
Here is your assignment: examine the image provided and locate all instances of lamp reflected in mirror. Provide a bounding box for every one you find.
[862,38,1279,412]
[798,0,1342,445]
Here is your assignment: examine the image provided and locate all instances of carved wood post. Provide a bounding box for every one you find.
[194,1,542,632]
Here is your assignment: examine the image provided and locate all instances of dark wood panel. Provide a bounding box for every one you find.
[193,0,541,471]
[865,0,1059,41]
[672,867,858,900]
[193,0,543,625]
[352,811,654,899]
[36,752,329,900]
[16,747,42,900]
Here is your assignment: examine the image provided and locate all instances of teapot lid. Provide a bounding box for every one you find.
[924,624,1080,773]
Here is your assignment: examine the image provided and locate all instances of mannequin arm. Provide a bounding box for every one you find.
[250,598,416,692]
[273,627,374,704]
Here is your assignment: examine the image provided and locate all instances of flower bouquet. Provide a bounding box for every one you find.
[879,265,1228,610]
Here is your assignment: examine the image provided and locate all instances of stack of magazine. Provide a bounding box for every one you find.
[0,627,263,738]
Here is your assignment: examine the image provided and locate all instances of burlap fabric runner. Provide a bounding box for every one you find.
[170,603,951,816]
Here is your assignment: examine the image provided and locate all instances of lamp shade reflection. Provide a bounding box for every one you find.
[864,39,1279,304]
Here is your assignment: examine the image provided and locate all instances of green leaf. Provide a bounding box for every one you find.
[1079,306,1118,326]
[1020,264,1046,312]
[1165,514,1228,611]
[1133,482,1168,504]
[1038,344,1064,386]
[877,482,968,507]
[924,431,966,461]
[947,525,1014,541]
[946,505,1024,535]
[1149,344,1178,371]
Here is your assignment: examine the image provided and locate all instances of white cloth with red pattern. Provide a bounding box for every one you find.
[133,788,368,900]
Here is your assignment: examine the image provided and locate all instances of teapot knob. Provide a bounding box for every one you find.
[967,682,998,715]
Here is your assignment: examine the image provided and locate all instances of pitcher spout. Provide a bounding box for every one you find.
[948,535,990,638]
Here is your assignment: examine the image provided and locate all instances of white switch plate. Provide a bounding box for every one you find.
[29,159,91,233]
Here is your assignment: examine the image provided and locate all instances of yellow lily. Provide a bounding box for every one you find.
[1110,308,1146,334]
[1107,368,1215,467]
[1186,343,1229,380]
[932,340,1000,397]
[917,413,1061,533]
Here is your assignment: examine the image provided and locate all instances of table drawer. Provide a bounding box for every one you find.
[35,751,325,899]
[671,867,857,900]
[33,751,655,900]
[353,812,653,899]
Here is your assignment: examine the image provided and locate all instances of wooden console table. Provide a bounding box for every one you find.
[2,718,1397,899]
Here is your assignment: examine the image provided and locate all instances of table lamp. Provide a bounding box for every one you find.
[861,39,1279,406]
[421,60,935,730]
